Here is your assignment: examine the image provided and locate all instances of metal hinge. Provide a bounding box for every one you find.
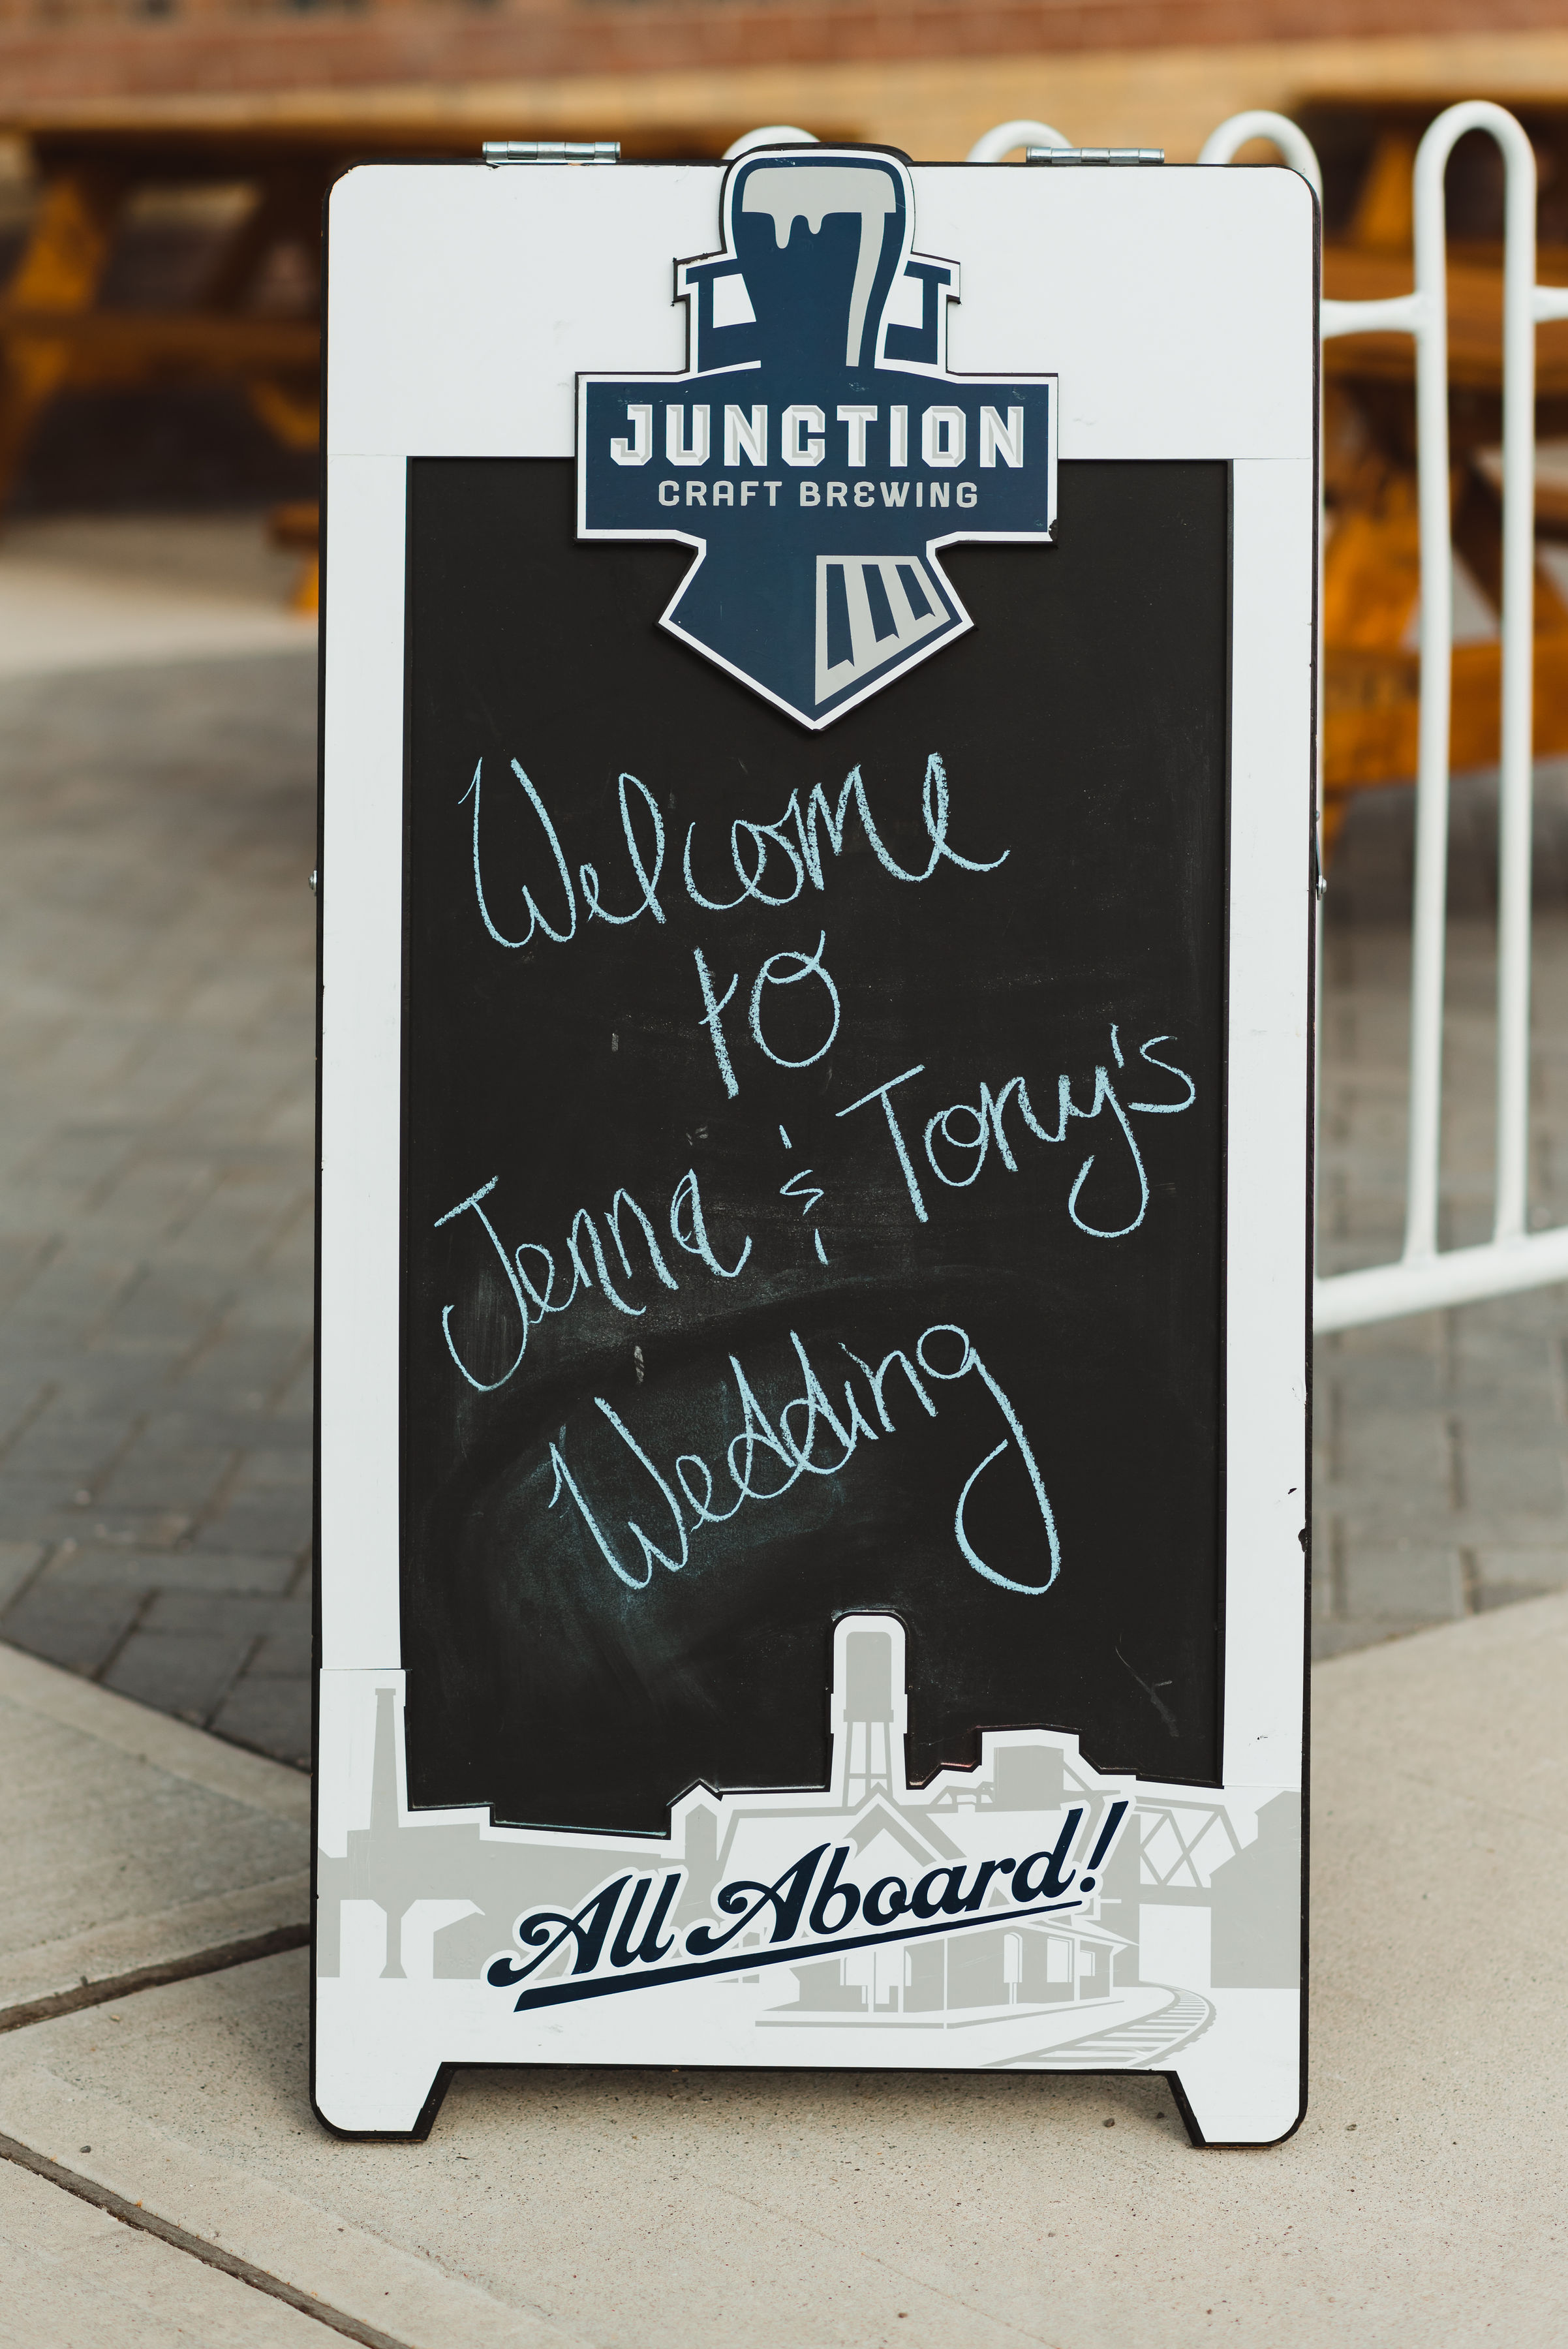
[482,140,619,166]
[1026,147,1164,166]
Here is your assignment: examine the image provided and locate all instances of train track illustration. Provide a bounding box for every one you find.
[1004,1985,1217,2069]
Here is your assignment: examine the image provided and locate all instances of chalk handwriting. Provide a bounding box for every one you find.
[780,1128,831,1268]
[692,948,740,1098]
[435,1167,752,1394]
[696,930,842,1095]
[546,1318,1060,1597]
[778,1167,824,1220]
[465,751,1005,952]
[435,1028,1195,1394]
[681,749,1005,910]
[837,1028,1195,1238]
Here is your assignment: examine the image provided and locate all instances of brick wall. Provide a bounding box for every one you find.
[0,0,1561,110]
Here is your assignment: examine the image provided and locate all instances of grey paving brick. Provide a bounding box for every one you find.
[1473,1577,1560,1610]
[1451,1507,1568,1551]
[208,1673,310,1767]
[0,651,316,1759]
[1326,1486,1458,1546]
[1,1580,146,1677]
[0,1480,104,1541]
[71,1507,196,1551]
[90,1274,230,1359]
[102,1625,254,1723]
[1472,1544,1568,1588]
[1325,1351,1447,1404]
[97,1437,235,1514]
[0,1543,46,1610]
[242,1613,312,1678]
[1455,1440,1568,1521]
[1,1255,141,1338]
[1341,1543,1466,1622]
[1310,1618,1439,1659]
[172,1328,307,1412]
[196,1494,311,1559]
[0,1416,133,1489]
[272,1358,313,1422]
[1334,1426,1453,1500]
[43,1542,298,1595]
[137,1588,304,1640]
[0,1237,58,1312]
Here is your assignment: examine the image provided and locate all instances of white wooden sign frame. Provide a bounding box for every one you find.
[315,154,1316,2145]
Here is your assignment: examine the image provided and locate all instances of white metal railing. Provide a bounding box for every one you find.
[964,121,1071,161]
[967,101,1568,1331]
[1195,108,1323,194]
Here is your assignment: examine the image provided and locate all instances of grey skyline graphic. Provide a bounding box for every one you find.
[317,1616,1297,2068]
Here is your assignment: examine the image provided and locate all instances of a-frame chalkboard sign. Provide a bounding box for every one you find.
[313,145,1315,2146]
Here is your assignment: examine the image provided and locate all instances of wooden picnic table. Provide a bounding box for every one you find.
[0,123,369,508]
[0,121,373,605]
[0,110,776,606]
[1324,245,1568,392]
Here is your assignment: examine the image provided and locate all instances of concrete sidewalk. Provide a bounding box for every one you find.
[0,517,315,677]
[0,1594,1561,2348]
[0,1640,306,2025]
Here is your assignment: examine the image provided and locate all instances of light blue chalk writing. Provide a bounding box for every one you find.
[594,1398,690,1577]
[463,758,577,949]
[670,1169,752,1281]
[749,932,840,1069]
[915,1324,1060,1593]
[780,1167,824,1218]
[433,1178,530,1393]
[546,1319,1058,1599]
[850,1030,1194,1239]
[1064,1070,1148,1240]
[693,949,740,1099]
[579,1191,682,1313]
[437,1166,750,1395]
[579,775,666,928]
[1126,1034,1198,1113]
[914,754,1008,881]
[548,1443,651,1591]
[470,750,1007,949]
[835,1065,928,1221]
[682,812,802,912]
[841,1342,935,1430]
[923,1099,990,1188]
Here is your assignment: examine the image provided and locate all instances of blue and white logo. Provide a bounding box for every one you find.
[577,146,1057,729]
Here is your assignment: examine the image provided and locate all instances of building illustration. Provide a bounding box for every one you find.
[317,1615,1298,2085]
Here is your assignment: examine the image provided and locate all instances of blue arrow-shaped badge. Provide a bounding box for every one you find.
[577,146,1056,729]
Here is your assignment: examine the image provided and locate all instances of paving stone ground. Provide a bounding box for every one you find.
[0,651,316,1766]
[1315,763,1568,1651]
[1,634,1567,1766]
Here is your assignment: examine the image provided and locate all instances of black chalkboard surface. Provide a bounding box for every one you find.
[401,452,1228,1835]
